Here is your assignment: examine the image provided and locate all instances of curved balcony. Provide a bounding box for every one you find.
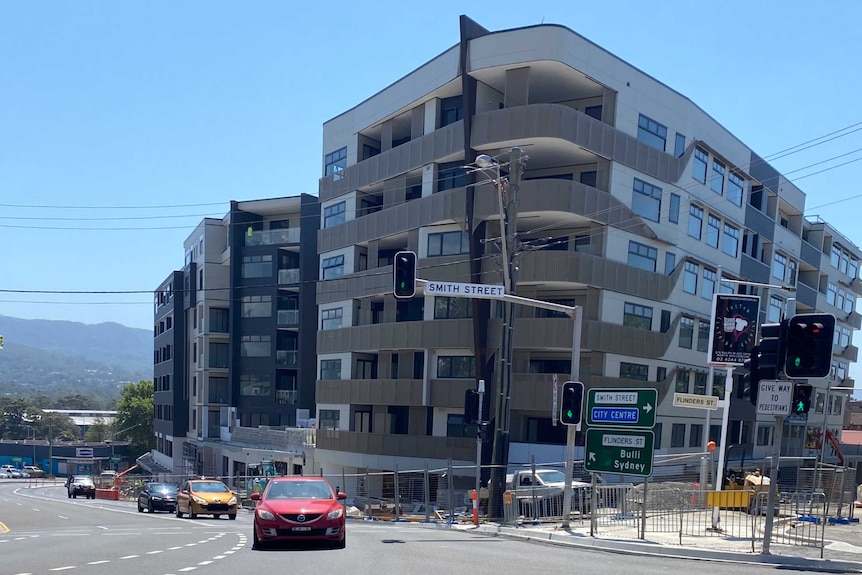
[317,319,475,354]
[472,104,686,185]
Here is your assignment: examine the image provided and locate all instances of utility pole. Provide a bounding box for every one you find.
[488,147,525,518]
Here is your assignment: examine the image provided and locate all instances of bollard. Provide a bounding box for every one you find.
[471,489,478,526]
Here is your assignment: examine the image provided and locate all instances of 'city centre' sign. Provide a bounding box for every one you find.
[424,281,505,299]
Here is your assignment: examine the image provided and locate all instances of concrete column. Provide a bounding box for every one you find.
[411,106,425,139]
[424,98,440,134]
[381,119,393,152]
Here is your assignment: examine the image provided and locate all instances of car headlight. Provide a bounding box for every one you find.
[228,496,237,505]
[192,496,206,504]
[152,496,163,501]
[257,509,276,521]
[327,508,344,520]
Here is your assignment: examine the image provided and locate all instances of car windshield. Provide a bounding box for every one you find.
[191,481,230,493]
[148,483,177,493]
[535,470,566,483]
[74,478,93,484]
[265,480,333,500]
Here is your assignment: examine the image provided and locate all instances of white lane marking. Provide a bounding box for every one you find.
[120,555,139,559]
[178,568,197,572]
[97,525,108,530]
[198,561,214,565]
[58,516,69,520]
[32,508,40,512]
[184,543,196,546]
[49,567,75,572]
[212,555,226,559]
[87,561,110,565]
[146,550,164,555]
[167,546,183,550]
[223,550,235,555]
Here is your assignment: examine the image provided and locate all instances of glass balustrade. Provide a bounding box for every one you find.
[276,389,298,404]
[278,268,300,285]
[276,350,298,366]
[277,309,299,326]
[244,227,300,246]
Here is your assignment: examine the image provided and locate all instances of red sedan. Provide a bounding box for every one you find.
[251,476,347,549]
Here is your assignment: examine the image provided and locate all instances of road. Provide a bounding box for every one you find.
[0,481,788,575]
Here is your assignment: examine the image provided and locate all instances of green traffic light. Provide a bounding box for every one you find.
[566,410,573,418]
[793,356,801,368]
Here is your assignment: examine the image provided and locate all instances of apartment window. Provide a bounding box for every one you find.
[653,423,663,449]
[209,308,229,333]
[321,308,343,330]
[436,161,468,192]
[683,262,698,294]
[240,374,271,396]
[850,257,858,279]
[827,283,837,306]
[669,193,680,224]
[620,362,649,381]
[637,114,667,151]
[711,159,725,195]
[660,310,671,333]
[674,133,686,157]
[679,317,694,349]
[574,235,590,253]
[209,342,228,368]
[697,321,710,352]
[320,359,342,380]
[693,147,708,183]
[841,251,849,274]
[773,252,787,281]
[840,326,851,347]
[665,252,676,276]
[447,414,476,439]
[702,268,715,300]
[689,424,703,448]
[437,356,476,378]
[688,205,703,239]
[831,245,841,269]
[579,171,598,187]
[242,255,272,278]
[434,297,472,319]
[632,178,662,222]
[676,369,691,393]
[623,303,653,330]
[321,255,345,279]
[440,95,463,127]
[671,424,686,448]
[706,215,721,248]
[535,298,575,318]
[319,409,340,431]
[585,105,602,120]
[323,201,346,228]
[324,147,347,179]
[767,296,783,323]
[756,425,772,446]
[241,335,271,357]
[727,172,744,206]
[242,295,272,318]
[722,224,740,257]
[427,230,469,256]
[628,241,657,272]
[657,367,667,382]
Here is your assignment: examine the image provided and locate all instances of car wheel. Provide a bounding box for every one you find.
[67,492,72,499]
[73,493,77,499]
[148,501,154,513]
[228,514,236,521]
[252,528,265,550]
[176,506,183,518]
[335,532,346,549]
[214,514,221,519]
[138,501,144,512]
[190,512,198,519]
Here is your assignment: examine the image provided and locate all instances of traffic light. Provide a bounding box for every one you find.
[792,383,813,414]
[464,389,479,424]
[393,250,417,299]
[744,346,760,406]
[758,321,786,381]
[785,313,836,378]
[559,381,584,426]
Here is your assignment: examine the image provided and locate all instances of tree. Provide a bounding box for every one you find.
[53,394,103,410]
[35,411,80,442]
[85,417,111,442]
[114,380,154,458]
[0,397,42,439]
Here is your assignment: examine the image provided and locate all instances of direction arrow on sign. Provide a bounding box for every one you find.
[584,428,655,476]
[586,388,657,428]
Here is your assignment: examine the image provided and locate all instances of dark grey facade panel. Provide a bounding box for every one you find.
[744,204,775,241]
[795,281,819,309]
[748,151,780,193]
[739,253,771,284]
[799,239,822,269]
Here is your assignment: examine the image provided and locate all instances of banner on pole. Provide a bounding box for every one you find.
[707,294,760,366]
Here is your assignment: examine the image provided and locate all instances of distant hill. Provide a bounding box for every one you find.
[0,315,152,400]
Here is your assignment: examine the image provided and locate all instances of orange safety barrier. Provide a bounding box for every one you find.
[96,489,119,501]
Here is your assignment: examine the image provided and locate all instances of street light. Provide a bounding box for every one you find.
[23,425,36,468]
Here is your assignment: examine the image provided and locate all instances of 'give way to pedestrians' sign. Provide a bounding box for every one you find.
[756,380,791,416]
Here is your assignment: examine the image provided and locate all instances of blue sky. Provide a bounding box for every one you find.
[2,1,861,338]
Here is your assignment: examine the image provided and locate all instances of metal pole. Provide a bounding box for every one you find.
[710,366,734,530]
[817,386,831,492]
[561,306,583,530]
[475,379,485,517]
[423,464,431,523]
[447,458,454,524]
[394,464,401,522]
[762,416,784,554]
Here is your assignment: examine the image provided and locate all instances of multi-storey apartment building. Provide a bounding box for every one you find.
[151,195,319,477]
[313,16,861,478]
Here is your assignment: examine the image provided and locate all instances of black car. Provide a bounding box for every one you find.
[137,482,178,513]
[68,476,96,499]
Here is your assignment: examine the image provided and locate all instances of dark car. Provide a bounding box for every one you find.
[137,482,178,513]
[251,476,346,550]
[68,476,96,499]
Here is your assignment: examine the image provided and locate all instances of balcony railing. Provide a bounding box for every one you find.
[207,392,230,404]
[245,227,300,246]
[276,350,298,367]
[207,425,220,439]
[278,268,300,285]
[276,389,298,404]
[277,309,299,326]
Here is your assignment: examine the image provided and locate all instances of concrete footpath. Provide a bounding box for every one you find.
[352,515,862,572]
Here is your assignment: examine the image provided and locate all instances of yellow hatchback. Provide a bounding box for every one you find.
[175,479,238,520]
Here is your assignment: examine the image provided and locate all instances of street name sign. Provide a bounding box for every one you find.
[672,392,719,411]
[424,281,505,300]
[584,428,655,476]
[586,388,657,428]
[756,380,792,416]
